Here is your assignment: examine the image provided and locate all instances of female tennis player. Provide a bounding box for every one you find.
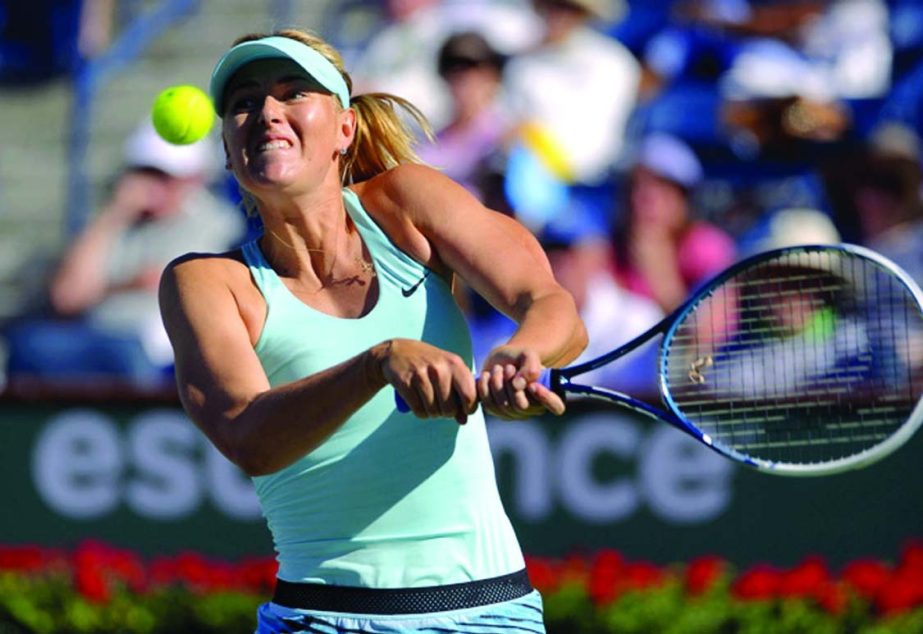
[158,28,587,633]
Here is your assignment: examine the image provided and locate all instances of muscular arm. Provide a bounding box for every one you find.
[160,253,479,475]
[160,256,390,476]
[357,165,588,416]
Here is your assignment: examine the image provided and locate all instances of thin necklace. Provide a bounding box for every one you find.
[267,222,376,288]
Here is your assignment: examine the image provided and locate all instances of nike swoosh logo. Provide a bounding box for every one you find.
[401,270,430,297]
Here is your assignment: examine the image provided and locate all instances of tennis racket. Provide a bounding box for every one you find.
[397,243,923,476]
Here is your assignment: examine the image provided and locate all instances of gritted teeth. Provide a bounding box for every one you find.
[257,139,293,151]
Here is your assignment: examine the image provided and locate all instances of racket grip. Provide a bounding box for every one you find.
[393,368,553,413]
[537,368,552,388]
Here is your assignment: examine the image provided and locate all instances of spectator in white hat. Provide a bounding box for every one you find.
[347,0,542,131]
[502,0,641,185]
[612,132,737,313]
[4,120,245,388]
[826,122,923,287]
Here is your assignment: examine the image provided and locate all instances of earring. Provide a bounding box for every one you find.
[339,147,348,156]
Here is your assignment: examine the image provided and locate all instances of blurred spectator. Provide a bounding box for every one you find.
[348,0,541,130]
[540,209,664,394]
[3,121,245,389]
[824,122,923,284]
[722,0,890,152]
[77,0,116,59]
[878,0,923,133]
[502,0,642,185]
[611,133,737,313]
[605,0,678,61]
[418,31,511,204]
[694,0,892,101]
[738,206,843,257]
[636,0,890,156]
[418,30,516,319]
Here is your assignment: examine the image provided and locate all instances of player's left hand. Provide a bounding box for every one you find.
[478,346,565,419]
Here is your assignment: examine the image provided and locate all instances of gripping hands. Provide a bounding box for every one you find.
[382,340,564,423]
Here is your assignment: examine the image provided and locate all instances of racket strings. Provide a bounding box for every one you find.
[664,249,923,465]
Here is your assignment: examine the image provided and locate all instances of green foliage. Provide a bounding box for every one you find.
[0,542,921,633]
[0,575,263,634]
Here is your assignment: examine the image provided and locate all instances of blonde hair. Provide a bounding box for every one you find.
[227,28,432,191]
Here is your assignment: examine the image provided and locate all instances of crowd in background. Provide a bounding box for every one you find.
[1,0,922,395]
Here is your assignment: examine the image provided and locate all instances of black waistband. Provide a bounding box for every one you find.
[271,569,533,615]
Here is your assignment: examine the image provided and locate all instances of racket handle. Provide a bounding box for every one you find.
[393,368,553,413]
[537,368,552,389]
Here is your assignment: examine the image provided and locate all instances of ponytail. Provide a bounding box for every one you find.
[345,92,433,184]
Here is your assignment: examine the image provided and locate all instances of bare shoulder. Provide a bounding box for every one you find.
[353,164,468,219]
[350,165,537,276]
[350,165,464,268]
[161,250,248,296]
[160,250,265,340]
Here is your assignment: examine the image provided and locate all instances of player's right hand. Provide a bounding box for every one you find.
[377,338,478,424]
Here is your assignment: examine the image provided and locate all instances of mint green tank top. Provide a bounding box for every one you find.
[241,188,524,587]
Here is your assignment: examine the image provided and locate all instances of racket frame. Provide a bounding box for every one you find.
[548,243,923,476]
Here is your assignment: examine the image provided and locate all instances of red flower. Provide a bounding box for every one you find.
[105,547,147,592]
[173,551,213,591]
[149,555,179,587]
[237,556,279,594]
[779,556,831,600]
[588,549,623,606]
[842,559,891,601]
[622,561,665,591]
[816,581,849,615]
[75,564,111,603]
[72,542,123,603]
[525,556,560,594]
[73,540,108,569]
[875,572,923,616]
[204,560,238,592]
[899,541,923,575]
[732,565,781,600]
[71,540,149,596]
[685,556,725,596]
[588,573,620,606]
[0,545,46,573]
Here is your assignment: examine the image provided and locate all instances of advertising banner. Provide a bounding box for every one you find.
[2,400,920,567]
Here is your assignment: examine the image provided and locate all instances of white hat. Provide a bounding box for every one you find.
[756,208,841,252]
[868,122,921,164]
[122,120,212,178]
[633,133,704,189]
[741,207,841,259]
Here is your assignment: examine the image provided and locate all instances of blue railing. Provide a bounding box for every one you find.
[65,0,200,237]
[64,0,297,238]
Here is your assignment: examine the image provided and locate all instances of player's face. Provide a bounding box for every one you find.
[221,58,352,195]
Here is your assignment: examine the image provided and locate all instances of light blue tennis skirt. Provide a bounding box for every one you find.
[255,589,545,633]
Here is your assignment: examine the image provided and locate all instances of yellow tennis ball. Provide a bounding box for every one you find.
[151,85,214,145]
